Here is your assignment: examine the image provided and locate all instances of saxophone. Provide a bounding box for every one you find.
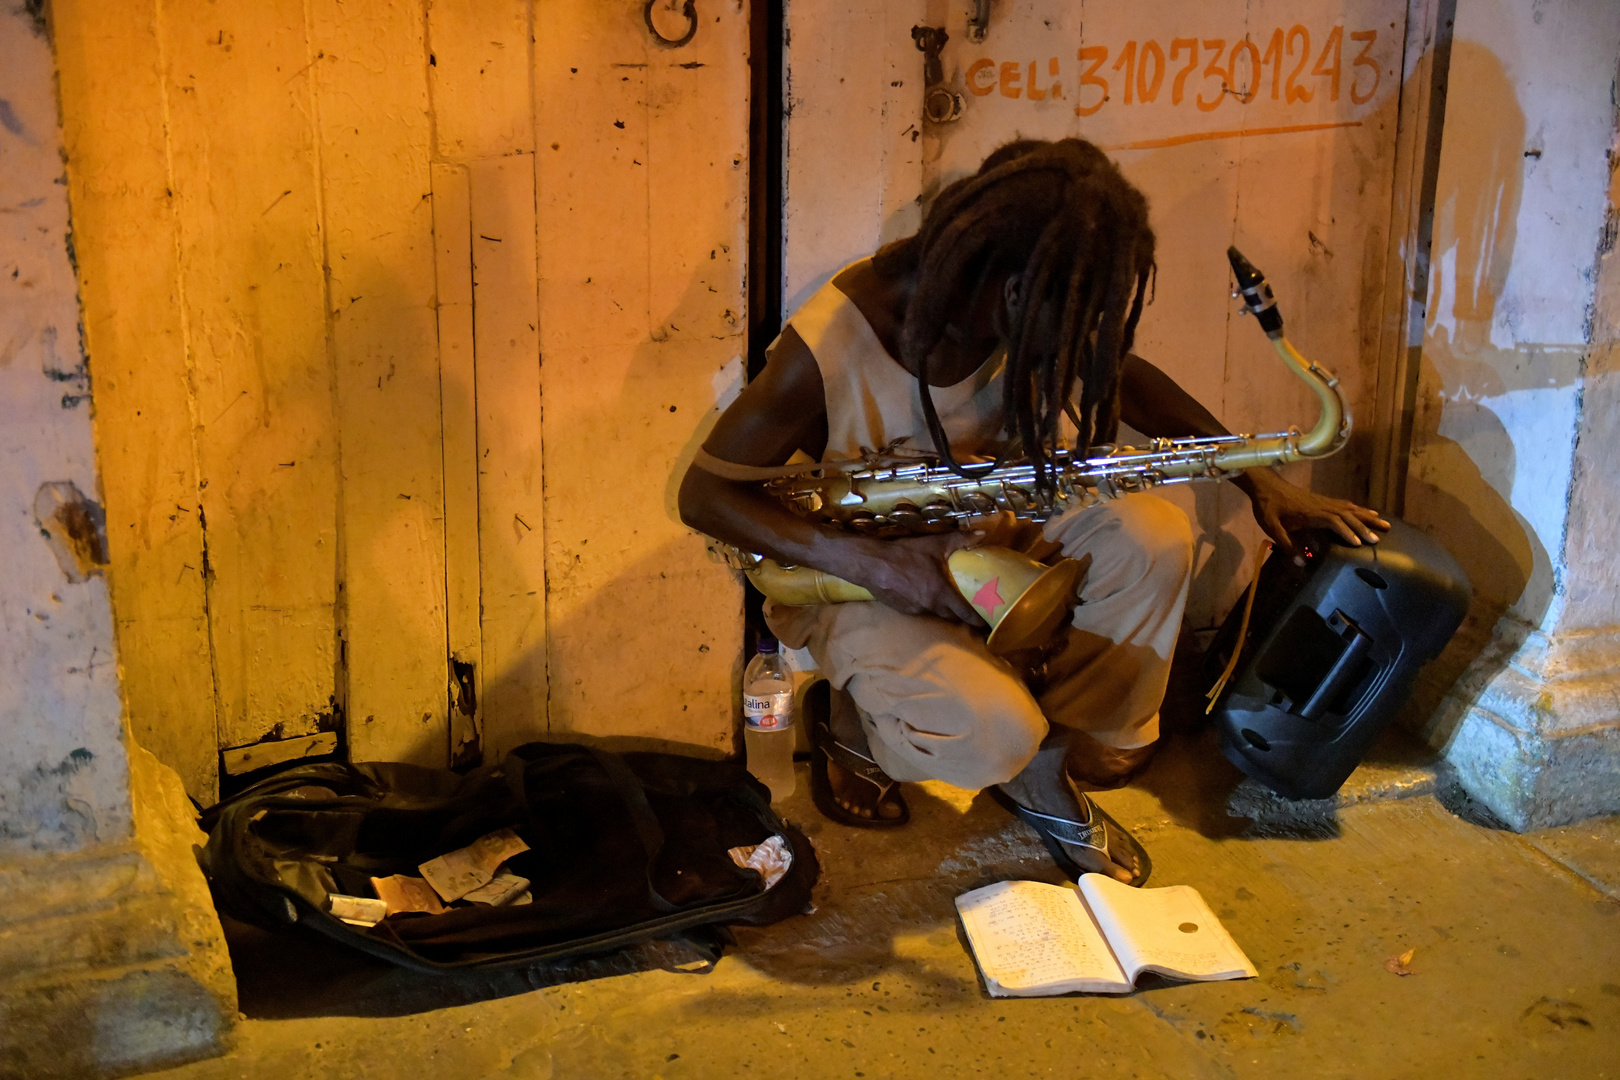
[714,248,1350,654]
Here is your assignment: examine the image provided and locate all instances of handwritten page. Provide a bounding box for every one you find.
[955,880,1131,996]
[1077,874,1257,984]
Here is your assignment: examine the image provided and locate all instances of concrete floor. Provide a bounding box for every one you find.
[143,728,1620,1080]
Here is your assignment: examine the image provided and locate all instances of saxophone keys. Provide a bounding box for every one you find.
[922,500,955,524]
[889,502,925,530]
[789,491,824,515]
[961,491,998,516]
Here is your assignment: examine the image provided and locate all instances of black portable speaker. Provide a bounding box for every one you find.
[1203,518,1471,799]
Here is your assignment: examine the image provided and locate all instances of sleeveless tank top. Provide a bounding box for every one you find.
[784,265,1008,462]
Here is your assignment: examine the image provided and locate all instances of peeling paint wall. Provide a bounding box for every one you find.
[1406,0,1620,828]
[54,0,747,798]
[0,1,132,854]
[1563,130,1620,633]
[1407,0,1619,631]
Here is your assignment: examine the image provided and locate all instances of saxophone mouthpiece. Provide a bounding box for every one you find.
[1227,246,1283,335]
[1226,246,1263,289]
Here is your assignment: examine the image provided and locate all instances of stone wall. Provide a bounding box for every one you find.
[0,4,235,1075]
[0,0,128,866]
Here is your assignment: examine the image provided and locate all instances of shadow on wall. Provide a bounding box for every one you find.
[481,266,746,762]
[1399,42,1559,746]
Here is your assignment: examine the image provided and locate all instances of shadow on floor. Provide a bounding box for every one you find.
[1134,728,1253,840]
[1135,639,1253,840]
[223,915,723,1020]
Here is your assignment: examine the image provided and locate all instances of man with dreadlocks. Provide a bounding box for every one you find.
[679,138,1386,884]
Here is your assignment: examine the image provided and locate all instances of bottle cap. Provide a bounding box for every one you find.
[756,636,779,654]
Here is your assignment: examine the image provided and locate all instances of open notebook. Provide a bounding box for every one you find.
[955,875,1258,997]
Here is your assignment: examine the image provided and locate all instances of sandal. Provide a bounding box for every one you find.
[990,786,1152,887]
[810,719,910,829]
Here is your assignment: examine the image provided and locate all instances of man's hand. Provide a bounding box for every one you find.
[1244,469,1390,551]
[841,531,988,627]
[1117,356,1390,551]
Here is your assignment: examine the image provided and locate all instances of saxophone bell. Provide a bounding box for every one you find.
[736,543,1087,656]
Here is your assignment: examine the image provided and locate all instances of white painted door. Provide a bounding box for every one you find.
[785,0,1423,628]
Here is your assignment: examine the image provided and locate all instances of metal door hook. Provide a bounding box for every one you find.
[911,25,948,86]
[645,0,698,48]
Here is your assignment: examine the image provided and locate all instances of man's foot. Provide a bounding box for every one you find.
[996,766,1147,884]
[808,687,908,827]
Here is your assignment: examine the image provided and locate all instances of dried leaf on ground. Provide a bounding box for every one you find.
[1384,947,1417,976]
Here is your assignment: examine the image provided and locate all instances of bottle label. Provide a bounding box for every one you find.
[744,690,794,731]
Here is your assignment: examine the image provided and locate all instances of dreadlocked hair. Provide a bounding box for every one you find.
[872,138,1156,488]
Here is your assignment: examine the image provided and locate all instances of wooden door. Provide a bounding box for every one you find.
[58,0,749,802]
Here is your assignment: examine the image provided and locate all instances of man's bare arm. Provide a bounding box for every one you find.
[1118,354,1387,548]
[677,328,984,625]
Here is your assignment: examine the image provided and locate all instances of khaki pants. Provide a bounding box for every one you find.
[766,493,1193,791]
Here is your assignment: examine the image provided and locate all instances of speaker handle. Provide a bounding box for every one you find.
[1297,615,1372,721]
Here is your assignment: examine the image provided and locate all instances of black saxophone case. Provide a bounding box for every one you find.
[1203,518,1471,799]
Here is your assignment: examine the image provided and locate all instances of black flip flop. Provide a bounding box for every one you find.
[990,786,1152,887]
[809,720,910,829]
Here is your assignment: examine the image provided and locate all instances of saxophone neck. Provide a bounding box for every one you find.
[1228,246,1348,461]
[1273,335,1348,459]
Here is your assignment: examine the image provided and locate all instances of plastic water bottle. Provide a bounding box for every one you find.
[743,637,796,802]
